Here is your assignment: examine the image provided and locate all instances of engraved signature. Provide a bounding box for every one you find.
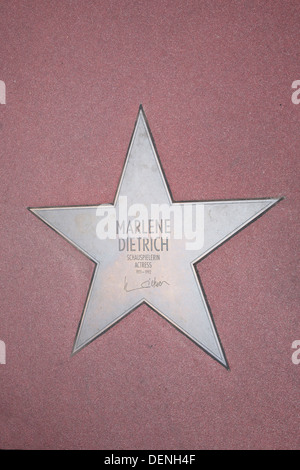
[124,276,170,293]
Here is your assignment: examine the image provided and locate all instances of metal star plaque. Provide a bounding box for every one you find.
[29,106,281,368]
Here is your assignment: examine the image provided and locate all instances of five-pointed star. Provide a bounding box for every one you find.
[29,106,280,368]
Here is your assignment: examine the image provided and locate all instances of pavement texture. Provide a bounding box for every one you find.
[0,0,299,450]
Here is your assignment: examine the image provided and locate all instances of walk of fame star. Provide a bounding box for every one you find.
[29,106,281,368]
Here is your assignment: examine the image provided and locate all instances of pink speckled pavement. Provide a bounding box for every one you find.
[0,0,299,450]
